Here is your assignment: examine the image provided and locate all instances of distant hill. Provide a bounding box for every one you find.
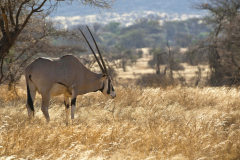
[46,0,205,28]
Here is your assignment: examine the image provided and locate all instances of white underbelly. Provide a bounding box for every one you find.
[50,83,70,97]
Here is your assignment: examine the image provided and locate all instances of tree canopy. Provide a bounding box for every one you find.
[0,0,114,84]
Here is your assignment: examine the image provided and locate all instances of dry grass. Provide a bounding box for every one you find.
[0,84,240,160]
[115,52,210,86]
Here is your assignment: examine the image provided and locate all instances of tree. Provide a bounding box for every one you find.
[103,22,121,33]
[0,0,114,84]
[191,0,240,86]
[5,17,86,90]
[148,43,184,77]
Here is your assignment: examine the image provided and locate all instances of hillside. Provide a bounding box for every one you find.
[47,0,205,28]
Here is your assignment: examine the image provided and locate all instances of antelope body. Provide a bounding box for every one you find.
[25,26,116,124]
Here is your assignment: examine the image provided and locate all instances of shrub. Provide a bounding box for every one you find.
[135,74,175,88]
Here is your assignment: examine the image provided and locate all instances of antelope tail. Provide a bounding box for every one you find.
[27,75,34,113]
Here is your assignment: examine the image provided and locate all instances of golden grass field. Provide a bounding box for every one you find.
[0,50,239,159]
[1,83,240,160]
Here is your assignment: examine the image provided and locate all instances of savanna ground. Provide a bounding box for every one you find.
[114,48,210,86]
[1,50,240,160]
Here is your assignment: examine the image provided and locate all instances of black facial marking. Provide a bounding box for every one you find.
[107,79,111,94]
[71,98,76,106]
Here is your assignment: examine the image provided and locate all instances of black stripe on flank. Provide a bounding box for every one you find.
[27,84,34,112]
[57,82,72,95]
[60,55,72,58]
[57,82,68,88]
[71,98,76,106]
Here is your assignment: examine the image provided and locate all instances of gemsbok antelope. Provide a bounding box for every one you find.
[25,26,116,125]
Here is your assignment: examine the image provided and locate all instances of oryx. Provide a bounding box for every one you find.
[25,26,116,125]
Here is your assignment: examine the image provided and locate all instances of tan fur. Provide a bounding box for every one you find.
[25,55,115,123]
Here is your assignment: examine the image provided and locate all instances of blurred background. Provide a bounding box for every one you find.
[0,0,219,90]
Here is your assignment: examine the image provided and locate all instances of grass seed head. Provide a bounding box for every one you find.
[0,85,240,159]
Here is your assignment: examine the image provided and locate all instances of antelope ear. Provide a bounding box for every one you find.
[102,73,107,79]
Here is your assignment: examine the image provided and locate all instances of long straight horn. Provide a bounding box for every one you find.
[86,25,108,75]
[79,28,104,73]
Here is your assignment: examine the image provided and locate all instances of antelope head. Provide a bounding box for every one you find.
[79,26,116,99]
